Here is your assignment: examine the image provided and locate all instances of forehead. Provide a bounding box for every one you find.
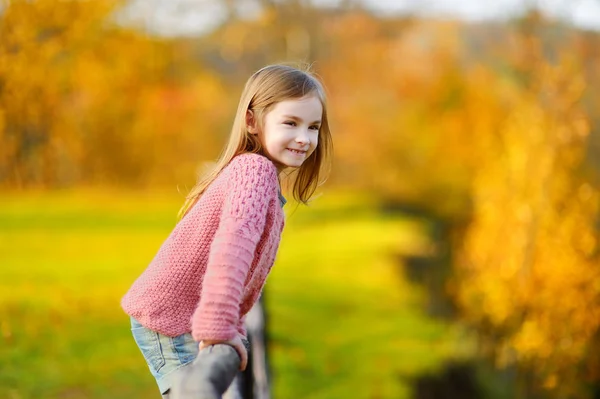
[269,95,323,118]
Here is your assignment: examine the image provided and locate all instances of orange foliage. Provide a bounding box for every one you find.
[0,0,228,188]
[321,15,473,216]
[453,42,600,396]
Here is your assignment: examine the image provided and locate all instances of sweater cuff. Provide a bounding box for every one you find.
[191,323,238,342]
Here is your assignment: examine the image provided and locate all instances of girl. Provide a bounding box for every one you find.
[121,64,333,398]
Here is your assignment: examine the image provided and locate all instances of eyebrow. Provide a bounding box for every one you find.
[282,115,322,124]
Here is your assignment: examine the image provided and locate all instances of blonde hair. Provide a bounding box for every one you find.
[178,63,333,219]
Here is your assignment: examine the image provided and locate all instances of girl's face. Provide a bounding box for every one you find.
[252,95,322,173]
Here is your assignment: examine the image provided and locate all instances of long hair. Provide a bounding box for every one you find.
[178,63,333,219]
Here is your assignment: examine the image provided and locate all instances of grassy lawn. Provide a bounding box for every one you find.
[0,189,466,398]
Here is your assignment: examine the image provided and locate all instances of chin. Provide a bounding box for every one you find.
[276,158,303,169]
[286,161,304,168]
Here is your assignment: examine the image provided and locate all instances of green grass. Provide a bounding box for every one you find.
[0,189,466,398]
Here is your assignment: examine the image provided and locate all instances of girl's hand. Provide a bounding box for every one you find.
[199,335,248,371]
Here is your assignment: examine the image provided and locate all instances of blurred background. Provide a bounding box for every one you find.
[1,0,600,398]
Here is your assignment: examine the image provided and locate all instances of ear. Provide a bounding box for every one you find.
[246,110,259,135]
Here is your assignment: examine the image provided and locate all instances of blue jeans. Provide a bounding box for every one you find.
[130,316,244,398]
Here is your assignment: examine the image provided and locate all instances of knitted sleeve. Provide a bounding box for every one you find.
[191,154,277,342]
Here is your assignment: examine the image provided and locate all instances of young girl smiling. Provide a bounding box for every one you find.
[122,64,333,398]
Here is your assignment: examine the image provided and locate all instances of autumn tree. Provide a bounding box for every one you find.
[452,30,600,398]
[0,0,228,188]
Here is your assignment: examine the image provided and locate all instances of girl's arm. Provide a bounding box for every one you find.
[191,155,276,351]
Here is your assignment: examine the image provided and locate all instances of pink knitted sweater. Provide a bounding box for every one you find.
[121,153,285,342]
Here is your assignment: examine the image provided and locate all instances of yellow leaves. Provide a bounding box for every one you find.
[573,114,590,138]
[512,319,551,360]
[543,374,558,389]
[0,0,232,187]
[452,41,600,394]
[0,107,4,135]
[219,23,250,62]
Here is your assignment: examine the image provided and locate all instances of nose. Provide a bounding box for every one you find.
[296,129,310,146]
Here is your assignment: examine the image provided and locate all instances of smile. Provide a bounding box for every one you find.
[287,148,307,155]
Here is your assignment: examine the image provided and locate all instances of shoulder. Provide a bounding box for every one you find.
[228,153,275,169]
[219,153,279,197]
[226,153,278,182]
[220,154,280,218]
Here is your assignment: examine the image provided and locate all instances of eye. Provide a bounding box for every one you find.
[284,121,296,126]
[309,125,320,131]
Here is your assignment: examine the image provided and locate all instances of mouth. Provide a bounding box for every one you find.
[286,148,307,156]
